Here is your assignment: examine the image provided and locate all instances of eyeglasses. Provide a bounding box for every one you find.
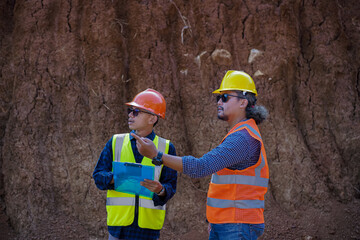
[127,108,145,117]
[216,93,244,103]
[128,107,156,117]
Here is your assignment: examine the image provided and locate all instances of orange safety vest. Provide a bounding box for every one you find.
[206,119,269,224]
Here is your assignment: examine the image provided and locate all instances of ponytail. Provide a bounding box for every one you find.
[236,91,268,124]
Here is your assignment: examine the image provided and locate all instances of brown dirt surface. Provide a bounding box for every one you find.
[0,0,359,240]
[1,198,359,239]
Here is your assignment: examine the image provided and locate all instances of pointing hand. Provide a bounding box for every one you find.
[131,133,158,159]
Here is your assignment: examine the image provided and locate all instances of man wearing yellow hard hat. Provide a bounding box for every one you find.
[132,71,269,240]
[93,89,177,240]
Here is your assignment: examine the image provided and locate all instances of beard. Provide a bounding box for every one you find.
[217,107,228,121]
[217,114,228,121]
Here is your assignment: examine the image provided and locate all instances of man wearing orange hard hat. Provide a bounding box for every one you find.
[132,71,269,240]
[93,89,177,240]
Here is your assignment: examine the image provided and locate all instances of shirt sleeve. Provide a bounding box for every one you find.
[182,130,261,178]
[153,142,178,206]
[92,137,115,190]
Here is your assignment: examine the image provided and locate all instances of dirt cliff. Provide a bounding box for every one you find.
[0,0,359,239]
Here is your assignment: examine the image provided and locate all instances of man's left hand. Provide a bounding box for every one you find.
[140,179,163,194]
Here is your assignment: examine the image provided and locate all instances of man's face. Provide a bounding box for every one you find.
[216,91,245,122]
[127,107,156,131]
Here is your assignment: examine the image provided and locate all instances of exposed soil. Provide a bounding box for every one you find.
[1,197,359,239]
[0,0,359,239]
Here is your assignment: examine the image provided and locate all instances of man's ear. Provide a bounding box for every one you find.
[148,115,158,125]
[239,98,248,108]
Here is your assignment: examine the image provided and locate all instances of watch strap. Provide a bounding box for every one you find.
[152,151,163,166]
[156,186,165,195]
[156,151,163,160]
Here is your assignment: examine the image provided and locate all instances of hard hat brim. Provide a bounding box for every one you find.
[125,102,165,119]
[212,88,258,96]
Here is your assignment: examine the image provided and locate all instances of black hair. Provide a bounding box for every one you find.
[235,91,268,125]
[153,117,159,127]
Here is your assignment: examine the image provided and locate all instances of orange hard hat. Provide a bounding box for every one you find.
[125,88,166,119]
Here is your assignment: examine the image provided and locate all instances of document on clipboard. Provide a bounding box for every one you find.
[113,162,155,198]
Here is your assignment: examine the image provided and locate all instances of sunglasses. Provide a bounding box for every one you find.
[127,108,146,117]
[216,93,244,103]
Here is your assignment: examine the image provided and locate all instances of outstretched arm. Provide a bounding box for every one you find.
[131,133,183,172]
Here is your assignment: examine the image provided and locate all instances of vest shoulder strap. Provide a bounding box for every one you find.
[113,134,127,162]
[157,136,167,152]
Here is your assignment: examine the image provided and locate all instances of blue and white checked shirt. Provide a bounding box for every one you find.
[182,126,261,178]
[93,130,177,240]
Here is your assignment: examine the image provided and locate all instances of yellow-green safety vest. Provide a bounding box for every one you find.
[106,133,170,230]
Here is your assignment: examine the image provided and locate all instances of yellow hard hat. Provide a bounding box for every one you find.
[213,70,258,96]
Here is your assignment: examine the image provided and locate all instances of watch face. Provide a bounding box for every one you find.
[152,151,163,166]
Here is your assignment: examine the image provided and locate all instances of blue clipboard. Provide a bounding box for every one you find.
[113,162,155,198]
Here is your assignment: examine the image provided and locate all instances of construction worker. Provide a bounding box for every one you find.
[132,71,269,240]
[93,89,177,240]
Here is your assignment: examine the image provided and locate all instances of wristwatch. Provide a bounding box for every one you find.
[152,151,163,166]
[156,186,165,195]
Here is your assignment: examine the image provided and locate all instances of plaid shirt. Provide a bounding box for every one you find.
[93,130,177,240]
[182,124,261,178]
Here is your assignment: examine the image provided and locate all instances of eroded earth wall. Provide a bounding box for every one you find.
[0,0,359,239]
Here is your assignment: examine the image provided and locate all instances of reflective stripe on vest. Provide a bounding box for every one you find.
[107,197,134,206]
[206,119,269,224]
[207,198,265,209]
[106,133,169,229]
[211,171,268,187]
[107,197,165,210]
[113,134,126,162]
[211,152,268,187]
[235,124,261,138]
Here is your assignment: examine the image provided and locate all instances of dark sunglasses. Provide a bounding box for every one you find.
[127,108,145,117]
[216,93,244,103]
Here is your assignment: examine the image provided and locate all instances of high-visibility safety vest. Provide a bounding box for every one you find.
[207,119,269,224]
[106,133,170,230]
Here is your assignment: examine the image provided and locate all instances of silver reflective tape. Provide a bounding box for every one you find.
[255,152,266,177]
[139,198,166,210]
[114,134,126,162]
[211,173,268,187]
[235,124,261,139]
[154,165,162,180]
[106,197,135,206]
[157,137,166,152]
[207,197,264,209]
[155,137,166,180]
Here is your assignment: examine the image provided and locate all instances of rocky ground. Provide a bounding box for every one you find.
[1,196,359,240]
